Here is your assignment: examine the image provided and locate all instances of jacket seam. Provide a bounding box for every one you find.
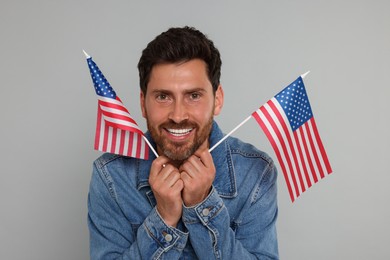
[230,148,272,163]
[251,161,275,205]
[94,156,119,201]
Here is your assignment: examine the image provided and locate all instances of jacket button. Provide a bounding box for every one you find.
[202,208,210,216]
[164,234,173,242]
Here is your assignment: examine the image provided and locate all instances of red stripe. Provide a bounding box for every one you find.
[252,110,295,202]
[268,101,306,193]
[136,134,142,159]
[115,96,124,103]
[144,142,149,159]
[100,109,138,125]
[99,99,138,125]
[99,99,130,114]
[111,128,117,154]
[305,120,325,179]
[102,125,109,152]
[119,130,125,155]
[299,126,318,183]
[310,117,332,174]
[94,105,102,150]
[260,104,300,198]
[128,132,134,157]
[293,131,312,188]
[94,98,149,159]
[105,120,144,136]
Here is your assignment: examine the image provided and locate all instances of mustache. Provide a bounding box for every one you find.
[160,120,197,129]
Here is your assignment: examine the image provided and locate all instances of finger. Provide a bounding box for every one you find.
[164,170,182,187]
[158,164,180,183]
[193,149,213,168]
[175,179,184,189]
[180,171,192,183]
[180,160,197,178]
[151,156,170,174]
[189,157,204,174]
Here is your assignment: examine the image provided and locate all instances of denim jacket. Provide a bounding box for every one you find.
[88,121,279,259]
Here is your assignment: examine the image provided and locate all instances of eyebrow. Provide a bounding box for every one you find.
[151,87,207,95]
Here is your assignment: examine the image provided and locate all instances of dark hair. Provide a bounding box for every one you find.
[137,26,222,94]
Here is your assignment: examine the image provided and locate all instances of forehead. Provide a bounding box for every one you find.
[147,59,212,92]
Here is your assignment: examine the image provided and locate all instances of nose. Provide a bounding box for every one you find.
[168,99,189,124]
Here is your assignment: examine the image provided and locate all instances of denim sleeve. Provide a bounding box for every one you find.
[88,163,188,259]
[182,164,279,259]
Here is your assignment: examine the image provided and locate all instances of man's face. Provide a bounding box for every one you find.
[140,59,223,161]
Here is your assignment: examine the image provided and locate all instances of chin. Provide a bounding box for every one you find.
[163,146,195,161]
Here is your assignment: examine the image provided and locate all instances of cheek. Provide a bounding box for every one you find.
[145,106,170,125]
[192,105,214,121]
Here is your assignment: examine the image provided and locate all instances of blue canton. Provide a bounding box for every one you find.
[87,58,117,99]
[275,77,313,130]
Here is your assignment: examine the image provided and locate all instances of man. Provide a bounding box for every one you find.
[88,26,279,259]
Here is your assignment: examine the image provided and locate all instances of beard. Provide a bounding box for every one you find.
[146,116,214,161]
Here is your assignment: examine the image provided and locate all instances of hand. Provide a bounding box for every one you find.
[179,145,216,207]
[149,156,184,227]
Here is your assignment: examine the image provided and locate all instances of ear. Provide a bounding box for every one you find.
[140,91,147,118]
[213,85,224,116]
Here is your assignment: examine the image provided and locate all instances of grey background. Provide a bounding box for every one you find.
[1,0,389,259]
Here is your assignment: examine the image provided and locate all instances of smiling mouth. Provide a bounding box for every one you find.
[166,128,193,137]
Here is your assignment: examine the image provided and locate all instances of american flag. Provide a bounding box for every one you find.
[252,76,332,202]
[85,53,149,160]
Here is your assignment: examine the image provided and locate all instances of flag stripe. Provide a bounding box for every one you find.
[98,115,105,151]
[310,117,332,173]
[251,76,332,201]
[98,96,128,110]
[260,103,301,198]
[268,100,307,194]
[298,126,318,183]
[113,128,120,154]
[103,125,110,152]
[100,108,138,124]
[103,116,143,134]
[112,129,117,154]
[305,122,324,179]
[303,121,322,182]
[136,134,141,158]
[293,131,312,190]
[98,101,141,133]
[129,132,135,156]
[293,130,312,188]
[94,110,150,159]
[252,110,296,202]
[118,130,125,155]
[99,101,138,125]
[252,97,332,201]
[98,99,130,114]
[95,105,102,151]
[261,100,304,199]
[88,56,149,160]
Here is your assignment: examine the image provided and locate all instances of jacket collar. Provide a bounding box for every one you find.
[136,121,237,198]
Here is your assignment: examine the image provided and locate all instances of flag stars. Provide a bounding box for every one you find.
[275,77,313,130]
[87,58,117,99]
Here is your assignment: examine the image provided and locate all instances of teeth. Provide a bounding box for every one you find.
[167,128,192,136]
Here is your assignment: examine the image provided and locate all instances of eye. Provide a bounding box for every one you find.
[189,92,201,100]
[155,93,170,102]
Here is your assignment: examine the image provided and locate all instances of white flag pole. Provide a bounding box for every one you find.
[83,49,91,59]
[143,136,159,158]
[209,71,310,153]
[209,115,252,152]
[301,71,310,79]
